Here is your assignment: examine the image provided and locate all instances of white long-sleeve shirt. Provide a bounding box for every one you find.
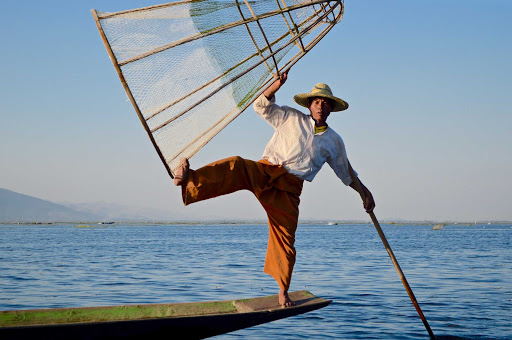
[253,94,355,185]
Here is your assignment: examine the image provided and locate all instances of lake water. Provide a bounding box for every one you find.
[1,223,510,339]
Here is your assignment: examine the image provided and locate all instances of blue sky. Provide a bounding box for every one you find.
[1,0,511,221]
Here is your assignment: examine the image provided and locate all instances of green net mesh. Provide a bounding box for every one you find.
[93,0,344,177]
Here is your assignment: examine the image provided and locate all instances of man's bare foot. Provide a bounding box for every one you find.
[279,289,295,308]
[173,158,190,186]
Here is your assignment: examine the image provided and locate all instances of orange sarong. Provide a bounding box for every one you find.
[182,156,304,291]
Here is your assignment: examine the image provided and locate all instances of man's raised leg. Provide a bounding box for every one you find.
[178,156,272,206]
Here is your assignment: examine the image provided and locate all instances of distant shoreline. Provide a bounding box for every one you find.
[2,220,511,226]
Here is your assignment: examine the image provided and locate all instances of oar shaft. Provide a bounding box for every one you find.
[348,164,435,339]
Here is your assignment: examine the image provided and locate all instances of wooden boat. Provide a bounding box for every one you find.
[0,290,330,339]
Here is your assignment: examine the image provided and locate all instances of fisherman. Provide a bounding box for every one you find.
[174,73,375,307]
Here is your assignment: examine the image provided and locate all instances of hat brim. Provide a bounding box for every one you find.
[293,93,348,112]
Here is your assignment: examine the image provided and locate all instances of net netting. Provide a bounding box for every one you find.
[93,0,344,177]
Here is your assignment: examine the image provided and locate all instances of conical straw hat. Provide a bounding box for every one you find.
[293,83,348,112]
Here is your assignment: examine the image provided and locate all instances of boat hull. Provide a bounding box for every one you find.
[0,290,331,339]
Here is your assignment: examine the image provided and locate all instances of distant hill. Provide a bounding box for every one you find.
[0,188,185,222]
[0,188,99,222]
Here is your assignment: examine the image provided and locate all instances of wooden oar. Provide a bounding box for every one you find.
[347,163,436,339]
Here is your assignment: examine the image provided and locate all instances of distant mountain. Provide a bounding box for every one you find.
[0,188,99,222]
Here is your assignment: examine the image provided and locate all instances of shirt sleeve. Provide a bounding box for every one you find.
[326,132,357,186]
[253,93,290,128]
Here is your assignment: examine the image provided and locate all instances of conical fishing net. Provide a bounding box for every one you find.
[92,0,344,177]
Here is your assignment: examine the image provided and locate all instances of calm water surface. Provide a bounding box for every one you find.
[1,223,510,339]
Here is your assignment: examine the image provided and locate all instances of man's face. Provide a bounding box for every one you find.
[308,97,332,124]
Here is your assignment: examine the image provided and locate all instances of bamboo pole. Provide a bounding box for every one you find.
[347,163,435,339]
[235,0,275,75]
[91,9,175,179]
[278,0,305,52]
[96,0,202,19]
[242,0,280,75]
[324,1,336,22]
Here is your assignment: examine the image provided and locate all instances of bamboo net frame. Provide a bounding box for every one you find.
[144,4,324,123]
[151,4,337,135]
[92,0,345,178]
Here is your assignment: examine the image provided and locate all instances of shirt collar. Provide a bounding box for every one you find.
[310,116,328,135]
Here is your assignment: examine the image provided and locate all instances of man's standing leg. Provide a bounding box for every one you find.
[257,179,301,307]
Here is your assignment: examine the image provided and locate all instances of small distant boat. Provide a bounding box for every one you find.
[432,224,444,230]
[0,290,330,339]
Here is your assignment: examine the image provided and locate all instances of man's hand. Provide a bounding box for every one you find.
[264,72,288,100]
[349,179,376,213]
[362,187,375,213]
